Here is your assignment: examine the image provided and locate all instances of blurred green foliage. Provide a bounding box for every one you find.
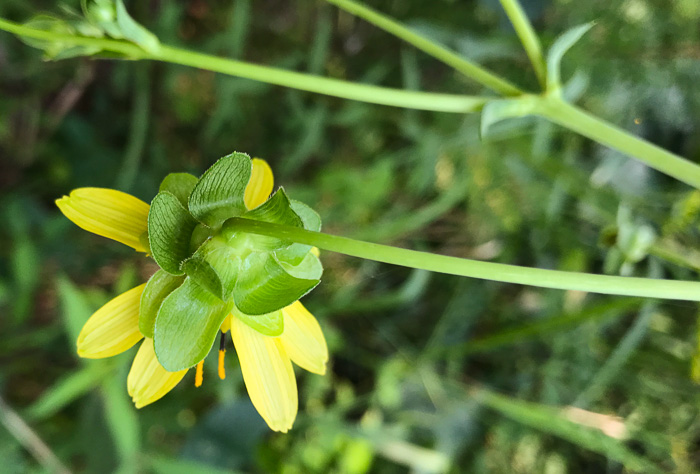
[2,0,700,472]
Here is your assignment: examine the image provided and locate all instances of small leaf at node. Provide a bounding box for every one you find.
[159,173,199,208]
[189,153,252,228]
[480,97,540,138]
[546,23,594,93]
[148,191,199,275]
[115,0,161,54]
[234,252,320,315]
[232,306,284,337]
[154,277,233,371]
[139,270,185,338]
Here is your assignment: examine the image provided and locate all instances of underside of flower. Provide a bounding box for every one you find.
[57,153,328,432]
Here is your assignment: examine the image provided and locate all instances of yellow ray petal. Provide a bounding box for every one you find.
[280,301,328,375]
[127,338,187,408]
[56,187,150,252]
[231,316,297,432]
[244,158,274,210]
[77,284,146,359]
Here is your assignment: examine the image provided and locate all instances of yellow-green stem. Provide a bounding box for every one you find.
[225,218,700,301]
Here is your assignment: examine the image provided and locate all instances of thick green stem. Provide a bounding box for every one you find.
[538,97,700,189]
[323,0,523,96]
[0,17,489,114]
[226,218,700,301]
[498,0,546,88]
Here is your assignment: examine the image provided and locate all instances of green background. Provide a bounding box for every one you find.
[1,0,700,472]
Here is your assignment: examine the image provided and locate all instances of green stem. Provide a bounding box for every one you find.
[323,0,523,96]
[538,97,700,189]
[226,218,700,301]
[0,17,490,114]
[498,0,546,88]
[154,45,487,113]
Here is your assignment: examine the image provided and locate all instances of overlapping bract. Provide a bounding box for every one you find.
[57,154,328,432]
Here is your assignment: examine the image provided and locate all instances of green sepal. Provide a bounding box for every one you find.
[275,200,322,265]
[228,188,304,252]
[182,257,223,301]
[159,172,199,208]
[232,306,284,337]
[115,0,161,54]
[139,270,185,338]
[279,251,323,280]
[82,0,122,38]
[154,277,233,371]
[234,251,320,315]
[148,191,198,275]
[546,23,594,93]
[189,153,252,229]
[185,237,240,301]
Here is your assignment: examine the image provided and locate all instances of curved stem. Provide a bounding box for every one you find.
[323,0,523,96]
[538,97,700,189]
[226,218,700,301]
[0,17,490,114]
[154,45,489,113]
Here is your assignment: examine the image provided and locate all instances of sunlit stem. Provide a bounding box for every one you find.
[323,0,523,96]
[0,18,489,114]
[498,0,546,88]
[225,218,700,301]
[537,96,700,190]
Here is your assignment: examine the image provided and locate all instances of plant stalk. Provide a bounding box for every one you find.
[226,218,700,301]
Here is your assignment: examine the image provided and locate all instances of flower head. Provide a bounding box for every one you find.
[57,154,328,432]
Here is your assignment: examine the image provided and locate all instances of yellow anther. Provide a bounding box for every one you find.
[218,350,226,380]
[195,360,204,387]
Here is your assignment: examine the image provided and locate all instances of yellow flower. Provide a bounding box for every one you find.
[58,158,328,432]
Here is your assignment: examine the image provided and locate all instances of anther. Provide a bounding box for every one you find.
[218,331,227,380]
[195,360,204,387]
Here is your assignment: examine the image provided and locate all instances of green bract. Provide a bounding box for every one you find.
[142,152,323,371]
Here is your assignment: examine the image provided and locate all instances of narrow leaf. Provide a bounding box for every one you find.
[234,252,320,315]
[189,153,251,228]
[159,173,199,208]
[232,306,284,337]
[154,278,232,371]
[546,23,594,92]
[139,270,185,338]
[148,191,198,275]
[480,96,539,138]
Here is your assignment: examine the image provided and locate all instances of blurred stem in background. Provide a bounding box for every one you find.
[2,0,700,189]
[0,396,71,474]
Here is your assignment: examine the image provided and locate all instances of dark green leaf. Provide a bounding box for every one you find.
[140,270,185,338]
[154,278,233,371]
[148,191,198,275]
[189,153,252,228]
[159,173,199,208]
[234,252,320,315]
[232,306,284,337]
